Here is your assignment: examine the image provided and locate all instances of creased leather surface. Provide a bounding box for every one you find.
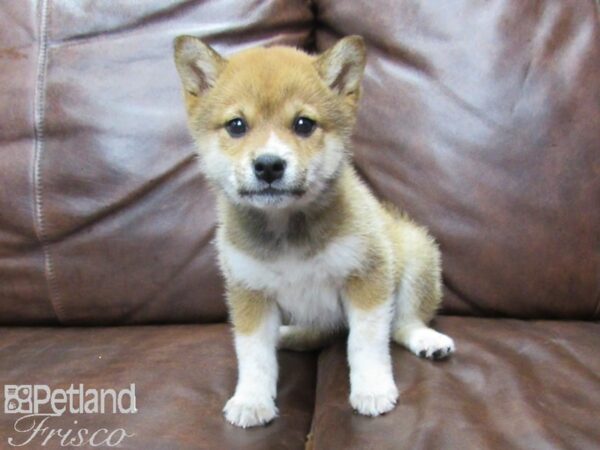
[0,324,316,450]
[315,0,600,319]
[0,0,313,324]
[0,2,57,323]
[1,0,598,325]
[310,316,600,450]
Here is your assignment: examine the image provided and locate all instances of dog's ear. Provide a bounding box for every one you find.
[315,35,366,98]
[174,36,226,96]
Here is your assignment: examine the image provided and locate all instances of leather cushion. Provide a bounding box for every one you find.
[0,324,316,449]
[309,316,600,450]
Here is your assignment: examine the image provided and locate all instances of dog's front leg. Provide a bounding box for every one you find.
[344,273,398,416]
[223,286,280,428]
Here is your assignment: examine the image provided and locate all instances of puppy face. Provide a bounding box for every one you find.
[174,36,366,210]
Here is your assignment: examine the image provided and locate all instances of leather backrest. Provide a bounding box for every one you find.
[314,0,600,319]
[1,1,598,324]
[0,0,313,325]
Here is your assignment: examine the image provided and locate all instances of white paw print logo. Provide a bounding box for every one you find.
[6,400,18,411]
[4,385,32,414]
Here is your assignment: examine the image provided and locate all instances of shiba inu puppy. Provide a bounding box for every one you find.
[174,35,455,428]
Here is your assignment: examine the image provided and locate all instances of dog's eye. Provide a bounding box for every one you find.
[293,117,316,137]
[225,118,247,138]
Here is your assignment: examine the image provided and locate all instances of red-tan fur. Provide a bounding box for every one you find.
[174,35,454,428]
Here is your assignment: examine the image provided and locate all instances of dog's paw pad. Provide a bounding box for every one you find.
[223,395,278,428]
[350,385,399,416]
[408,328,455,360]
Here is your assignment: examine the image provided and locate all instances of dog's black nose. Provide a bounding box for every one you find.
[253,154,286,184]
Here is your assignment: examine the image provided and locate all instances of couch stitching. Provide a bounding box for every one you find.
[33,0,66,324]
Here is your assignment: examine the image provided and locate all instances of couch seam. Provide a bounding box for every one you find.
[593,280,600,319]
[32,0,66,324]
[305,348,322,450]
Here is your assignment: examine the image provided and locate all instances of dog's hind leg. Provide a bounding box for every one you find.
[390,222,455,360]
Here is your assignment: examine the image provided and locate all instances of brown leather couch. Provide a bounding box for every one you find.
[1,1,598,449]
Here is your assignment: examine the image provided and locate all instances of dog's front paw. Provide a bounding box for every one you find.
[223,394,278,428]
[350,382,399,416]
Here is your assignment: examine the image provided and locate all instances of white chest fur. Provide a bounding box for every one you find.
[220,235,366,329]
